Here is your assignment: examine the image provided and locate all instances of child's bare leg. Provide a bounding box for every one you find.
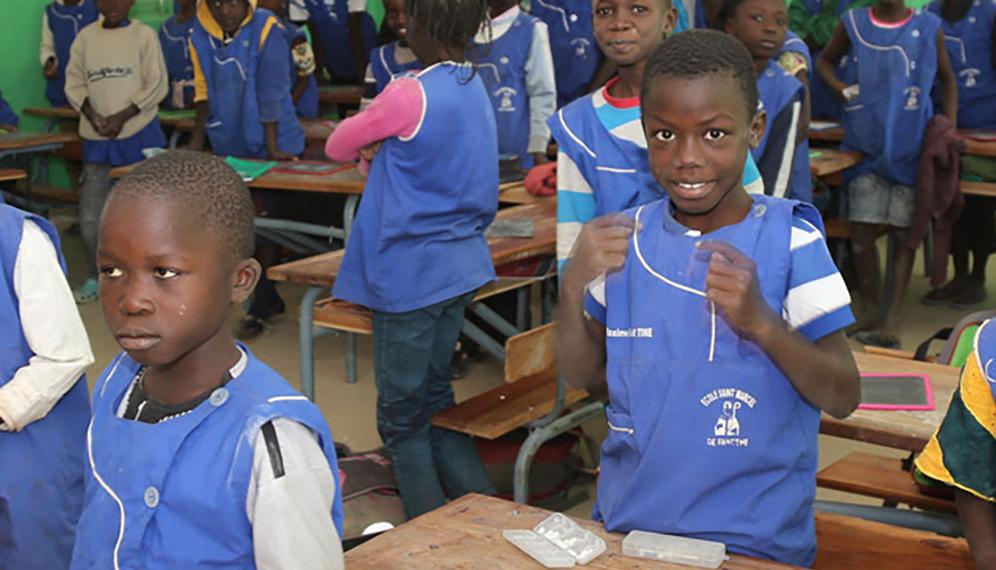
[880,229,915,342]
[847,221,883,334]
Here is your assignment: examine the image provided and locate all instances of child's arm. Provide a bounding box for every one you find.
[697,240,860,419]
[935,29,958,125]
[755,97,800,198]
[557,214,636,390]
[323,77,423,170]
[249,418,344,570]
[189,39,208,151]
[347,0,368,82]
[815,23,852,100]
[525,22,557,165]
[556,151,596,272]
[956,490,996,570]
[291,37,316,105]
[40,12,58,79]
[0,220,93,432]
[258,23,298,160]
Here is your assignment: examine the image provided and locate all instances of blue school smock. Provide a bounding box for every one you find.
[369,41,422,96]
[191,6,305,158]
[755,60,812,202]
[840,8,941,187]
[158,15,195,109]
[70,347,344,569]
[530,0,601,108]
[586,195,834,567]
[0,92,18,127]
[302,0,377,80]
[282,19,320,118]
[45,0,98,107]
[83,118,167,166]
[470,11,538,166]
[333,63,499,313]
[929,0,996,129]
[0,205,89,570]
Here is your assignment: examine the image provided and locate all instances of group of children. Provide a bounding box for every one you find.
[0,0,994,567]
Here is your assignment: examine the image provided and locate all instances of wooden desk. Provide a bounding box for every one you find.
[962,180,996,198]
[498,181,554,205]
[809,125,844,143]
[809,124,996,158]
[112,160,364,193]
[0,168,27,183]
[0,131,79,158]
[23,106,79,121]
[820,352,960,452]
[346,494,797,569]
[810,149,861,179]
[318,85,363,106]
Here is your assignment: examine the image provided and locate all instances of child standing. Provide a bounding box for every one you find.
[361,0,422,107]
[0,204,93,570]
[816,0,957,347]
[324,0,497,520]
[71,151,344,569]
[529,0,602,108]
[553,0,764,272]
[158,0,197,110]
[64,0,169,304]
[470,0,557,170]
[260,0,321,118]
[40,0,99,108]
[723,0,812,202]
[558,30,860,566]
[303,0,378,82]
[921,0,996,307]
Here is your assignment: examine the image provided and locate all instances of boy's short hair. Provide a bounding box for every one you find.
[716,0,748,29]
[641,29,759,120]
[112,150,256,262]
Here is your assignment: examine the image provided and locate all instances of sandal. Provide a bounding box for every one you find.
[73,278,99,304]
[920,278,965,306]
[951,282,987,309]
[854,331,902,350]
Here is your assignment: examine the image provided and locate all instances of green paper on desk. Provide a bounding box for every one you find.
[157,109,196,121]
[809,150,824,159]
[225,157,277,182]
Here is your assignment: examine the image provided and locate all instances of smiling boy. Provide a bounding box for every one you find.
[557,30,859,566]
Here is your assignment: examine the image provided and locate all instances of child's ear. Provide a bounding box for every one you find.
[663,6,678,34]
[231,258,262,305]
[748,109,767,149]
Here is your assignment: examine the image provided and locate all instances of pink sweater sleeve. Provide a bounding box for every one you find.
[324,76,425,163]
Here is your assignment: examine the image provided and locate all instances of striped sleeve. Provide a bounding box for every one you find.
[557,151,596,272]
[782,216,854,341]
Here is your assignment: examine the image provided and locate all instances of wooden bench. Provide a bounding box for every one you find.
[813,511,973,569]
[17,183,79,205]
[963,180,996,198]
[0,168,27,183]
[817,452,956,514]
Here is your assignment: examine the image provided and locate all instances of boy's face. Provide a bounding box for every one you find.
[208,0,251,35]
[177,0,197,9]
[97,194,258,368]
[257,0,287,17]
[96,0,135,26]
[642,73,765,218]
[593,0,676,68]
[384,0,408,42]
[724,0,788,63]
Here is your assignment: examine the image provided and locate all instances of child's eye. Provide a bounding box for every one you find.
[595,7,612,16]
[704,129,727,141]
[752,14,764,22]
[654,130,675,142]
[776,17,787,26]
[154,267,180,280]
[100,266,123,278]
[632,5,649,14]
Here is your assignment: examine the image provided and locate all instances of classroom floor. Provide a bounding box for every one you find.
[64,226,995,521]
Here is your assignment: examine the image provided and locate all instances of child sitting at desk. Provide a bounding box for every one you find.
[158,0,196,110]
[71,150,344,569]
[470,0,557,171]
[816,0,958,348]
[324,0,497,520]
[0,202,93,570]
[64,0,169,304]
[40,0,98,108]
[557,30,860,566]
[361,0,422,109]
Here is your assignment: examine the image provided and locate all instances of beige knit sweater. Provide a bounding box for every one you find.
[64,19,168,141]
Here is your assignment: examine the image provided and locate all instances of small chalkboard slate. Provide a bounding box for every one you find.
[858,374,935,411]
[486,218,534,239]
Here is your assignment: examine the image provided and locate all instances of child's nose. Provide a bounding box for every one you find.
[673,137,704,167]
[118,278,154,315]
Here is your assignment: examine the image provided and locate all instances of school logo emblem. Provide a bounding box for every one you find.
[571,38,591,58]
[495,87,518,113]
[960,68,981,88]
[902,87,921,110]
[700,388,757,448]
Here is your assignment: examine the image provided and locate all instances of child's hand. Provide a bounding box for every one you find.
[565,213,636,288]
[102,112,128,140]
[359,141,382,162]
[699,240,780,342]
[43,57,58,79]
[85,110,108,135]
[267,149,298,161]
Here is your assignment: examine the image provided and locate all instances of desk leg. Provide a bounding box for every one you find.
[346,332,357,384]
[299,286,323,401]
[168,130,181,150]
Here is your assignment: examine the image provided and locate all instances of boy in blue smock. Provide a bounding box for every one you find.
[553,0,764,272]
[558,30,860,567]
[0,202,93,570]
[324,0,496,520]
[920,0,996,307]
[303,0,377,82]
[158,0,196,109]
[470,0,557,170]
[816,0,957,348]
[71,151,344,570]
[40,0,98,108]
[260,0,320,118]
[528,0,602,108]
[723,0,812,202]
[361,0,422,108]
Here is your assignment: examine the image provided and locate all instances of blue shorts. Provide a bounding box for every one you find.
[83,118,166,167]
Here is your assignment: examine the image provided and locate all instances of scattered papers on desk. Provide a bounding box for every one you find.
[157,109,196,121]
[622,530,727,568]
[224,157,277,182]
[486,218,534,239]
[810,121,841,131]
[809,150,824,159]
